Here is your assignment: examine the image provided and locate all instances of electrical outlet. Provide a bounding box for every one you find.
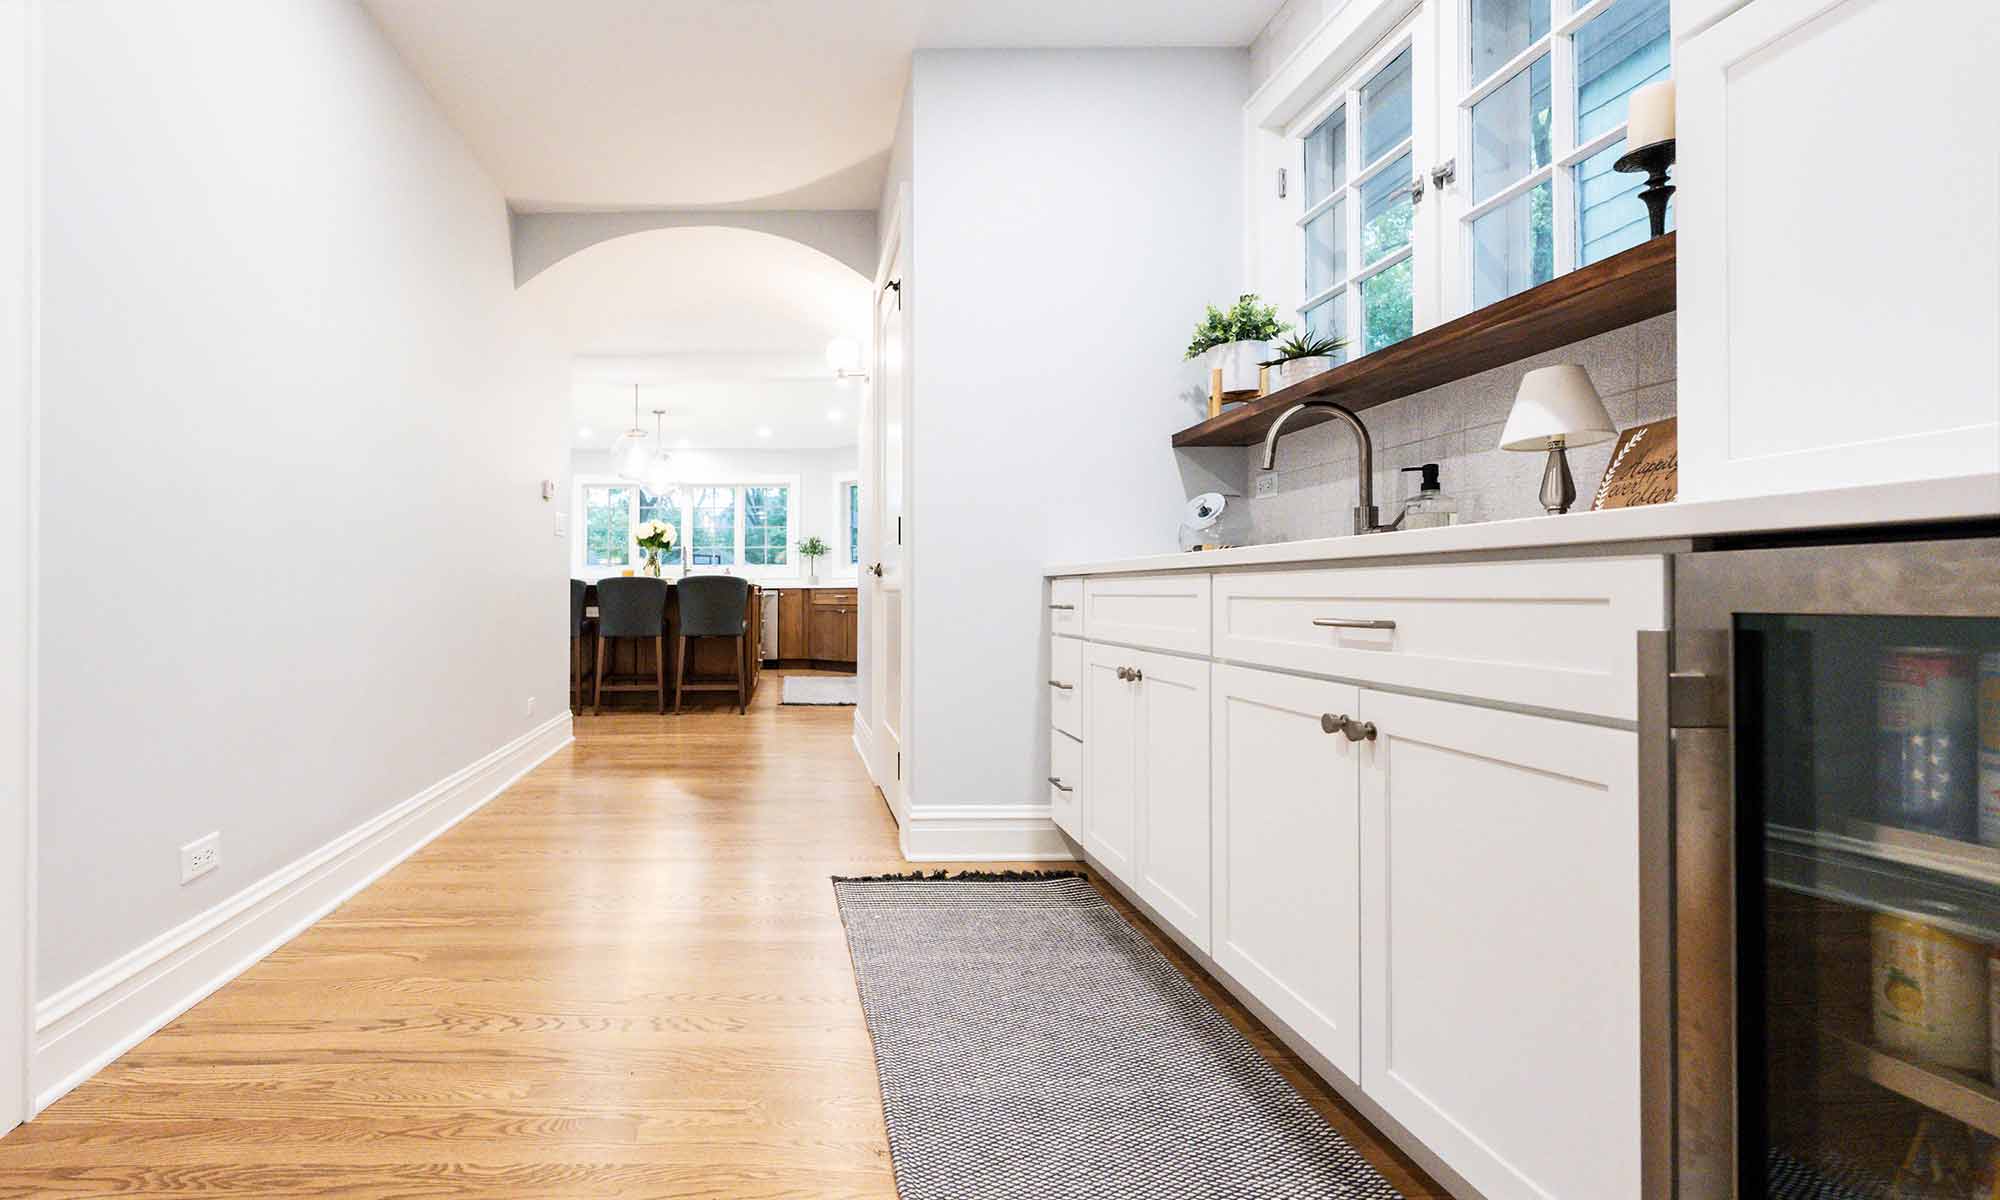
[180,832,219,884]
[1253,473,1278,497]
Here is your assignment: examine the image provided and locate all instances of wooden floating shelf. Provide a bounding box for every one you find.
[1171,232,1677,449]
[1821,1028,2000,1139]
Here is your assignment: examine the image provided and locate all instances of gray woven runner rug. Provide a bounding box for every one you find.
[832,871,1404,1199]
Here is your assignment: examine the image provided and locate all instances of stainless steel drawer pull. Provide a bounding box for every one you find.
[1049,603,1077,611]
[1048,679,1074,690]
[1312,617,1397,630]
[1047,777,1075,792]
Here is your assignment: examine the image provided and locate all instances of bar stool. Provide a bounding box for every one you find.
[675,575,751,715]
[593,576,670,715]
[569,579,597,714]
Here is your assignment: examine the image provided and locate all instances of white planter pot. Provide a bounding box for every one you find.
[1273,355,1336,389]
[1206,339,1272,394]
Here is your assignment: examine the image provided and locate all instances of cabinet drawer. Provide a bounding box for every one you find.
[810,588,857,606]
[1049,635,1082,739]
[1049,577,1083,637]
[1048,730,1081,839]
[1212,556,1665,721]
[1083,573,1211,656]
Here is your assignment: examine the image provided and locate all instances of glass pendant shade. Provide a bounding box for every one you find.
[641,408,673,492]
[611,384,651,480]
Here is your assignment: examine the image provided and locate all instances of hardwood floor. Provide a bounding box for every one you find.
[0,671,1444,1198]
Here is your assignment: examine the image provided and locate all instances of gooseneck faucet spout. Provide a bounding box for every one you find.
[1260,399,1397,535]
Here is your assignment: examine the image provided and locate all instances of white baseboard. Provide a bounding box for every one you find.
[897,801,1074,862]
[29,712,574,1114]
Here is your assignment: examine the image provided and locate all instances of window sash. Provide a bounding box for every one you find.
[574,477,799,579]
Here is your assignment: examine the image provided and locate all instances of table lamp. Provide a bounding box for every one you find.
[1501,365,1616,515]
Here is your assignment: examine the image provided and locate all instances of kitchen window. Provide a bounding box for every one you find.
[1293,36,1421,358]
[841,479,860,566]
[575,479,796,579]
[1453,0,1671,307]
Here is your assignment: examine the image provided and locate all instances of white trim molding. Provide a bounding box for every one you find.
[30,712,574,1113]
[897,801,1074,863]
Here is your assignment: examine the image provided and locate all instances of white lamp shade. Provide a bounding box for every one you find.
[642,448,674,493]
[610,429,651,479]
[1500,364,1616,451]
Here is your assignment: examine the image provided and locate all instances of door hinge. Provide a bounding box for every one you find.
[897,516,902,546]
[1277,167,1288,199]
[885,279,902,310]
[895,752,902,780]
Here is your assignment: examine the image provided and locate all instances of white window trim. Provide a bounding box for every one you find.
[571,473,801,583]
[834,475,861,570]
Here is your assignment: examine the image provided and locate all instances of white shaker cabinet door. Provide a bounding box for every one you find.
[1210,664,1362,1080]
[1358,689,1641,1200]
[1081,641,1141,880]
[1677,0,2000,502]
[1132,649,1211,953]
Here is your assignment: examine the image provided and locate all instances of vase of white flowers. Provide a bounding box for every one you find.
[635,520,676,578]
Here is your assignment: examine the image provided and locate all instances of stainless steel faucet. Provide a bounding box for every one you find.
[1259,399,1400,535]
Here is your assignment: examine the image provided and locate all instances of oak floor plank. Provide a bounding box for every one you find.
[0,671,1446,1198]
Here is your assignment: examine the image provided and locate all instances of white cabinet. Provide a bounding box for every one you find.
[1677,0,2000,502]
[1082,573,1212,656]
[1048,730,1082,840]
[1080,641,1211,952]
[1358,689,1641,1200]
[1133,650,1210,951]
[1048,634,1082,739]
[1082,641,1139,880]
[1211,664,1362,1079]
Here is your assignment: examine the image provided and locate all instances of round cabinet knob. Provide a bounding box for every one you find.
[1341,719,1378,743]
[1320,713,1347,735]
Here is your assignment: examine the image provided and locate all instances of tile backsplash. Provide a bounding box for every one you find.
[1240,313,1675,543]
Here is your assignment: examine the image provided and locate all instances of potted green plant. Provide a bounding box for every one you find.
[1261,329,1348,389]
[1185,294,1291,393]
[635,520,677,578]
[797,535,829,583]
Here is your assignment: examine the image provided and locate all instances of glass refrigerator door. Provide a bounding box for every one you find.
[1745,613,2000,1198]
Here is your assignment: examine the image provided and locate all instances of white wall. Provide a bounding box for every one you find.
[35,0,567,1023]
[566,444,858,582]
[904,48,1248,814]
[0,0,36,1130]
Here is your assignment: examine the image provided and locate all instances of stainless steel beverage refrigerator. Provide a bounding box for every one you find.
[1662,534,2000,1198]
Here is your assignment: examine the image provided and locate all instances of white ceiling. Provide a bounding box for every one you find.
[362,0,1282,211]
[518,224,870,450]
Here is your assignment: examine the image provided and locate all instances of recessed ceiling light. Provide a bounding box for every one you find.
[576,427,592,439]
[676,437,690,449]
[756,426,773,439]
[827,409,842,422]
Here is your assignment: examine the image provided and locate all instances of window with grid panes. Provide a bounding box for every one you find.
[1297,43,1418,359]
[742,485,788,567]
[584,485,632,567]
[687,486,736,568]
[1459,0,1671,307]
[638,486,683,568]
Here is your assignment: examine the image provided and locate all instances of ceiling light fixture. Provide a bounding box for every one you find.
[576,426,592,439]
[827,409,842,422]
[756,425,773,439]
[611,385,651,481]
[643,409,674,493]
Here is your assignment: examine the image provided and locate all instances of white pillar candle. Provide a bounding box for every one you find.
[1626,79,1675,150]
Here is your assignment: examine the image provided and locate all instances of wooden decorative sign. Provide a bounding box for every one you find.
[1591,417,1677,510]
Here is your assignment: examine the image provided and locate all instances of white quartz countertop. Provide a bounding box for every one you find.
[1046,474,1998,577]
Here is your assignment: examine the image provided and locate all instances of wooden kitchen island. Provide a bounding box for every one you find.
[578,581,763,711]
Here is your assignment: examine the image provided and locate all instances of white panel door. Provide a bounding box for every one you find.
[1359,690,1640,1200]
[1133,649,1210,952]
[866,215,909,812]
[1081,642,1140,880]
[1211,664,1362,1079]
[1677,0,2000,501]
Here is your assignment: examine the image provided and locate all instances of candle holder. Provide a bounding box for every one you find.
[1613,138,1676,239]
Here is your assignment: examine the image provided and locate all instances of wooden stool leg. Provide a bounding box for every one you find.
[593,636,607,716]
[673,635,688,715]
[735,634,748,714]
[655,634,666,714]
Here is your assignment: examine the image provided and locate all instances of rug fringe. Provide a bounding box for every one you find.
[831,869,1086,883]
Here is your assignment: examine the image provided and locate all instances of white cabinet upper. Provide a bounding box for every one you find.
[1676,0,2000,502]
[1211,664,1362,1079]
[1358,689,1641,1200]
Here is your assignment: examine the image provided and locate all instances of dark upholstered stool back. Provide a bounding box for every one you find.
[570,579,589,637]
[677,575,750,638]
[596,576,668,639]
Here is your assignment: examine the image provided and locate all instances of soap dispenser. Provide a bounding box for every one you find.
[1398,463,1459,529]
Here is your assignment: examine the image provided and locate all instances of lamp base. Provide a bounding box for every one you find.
[1539,442,1578,515]
[1613,139,1676,239]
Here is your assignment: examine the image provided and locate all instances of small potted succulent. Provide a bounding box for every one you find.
[635,519,677,578]
[797,535,829,584]
[1261,330,1348,389]
[1185,294,1291,394]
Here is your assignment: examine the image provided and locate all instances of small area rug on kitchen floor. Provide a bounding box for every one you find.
[780,674,857,705]
[832,871,1403,1199]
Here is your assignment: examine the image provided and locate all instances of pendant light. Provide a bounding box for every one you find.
[643,409,674,493]
[610,385,651,481]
